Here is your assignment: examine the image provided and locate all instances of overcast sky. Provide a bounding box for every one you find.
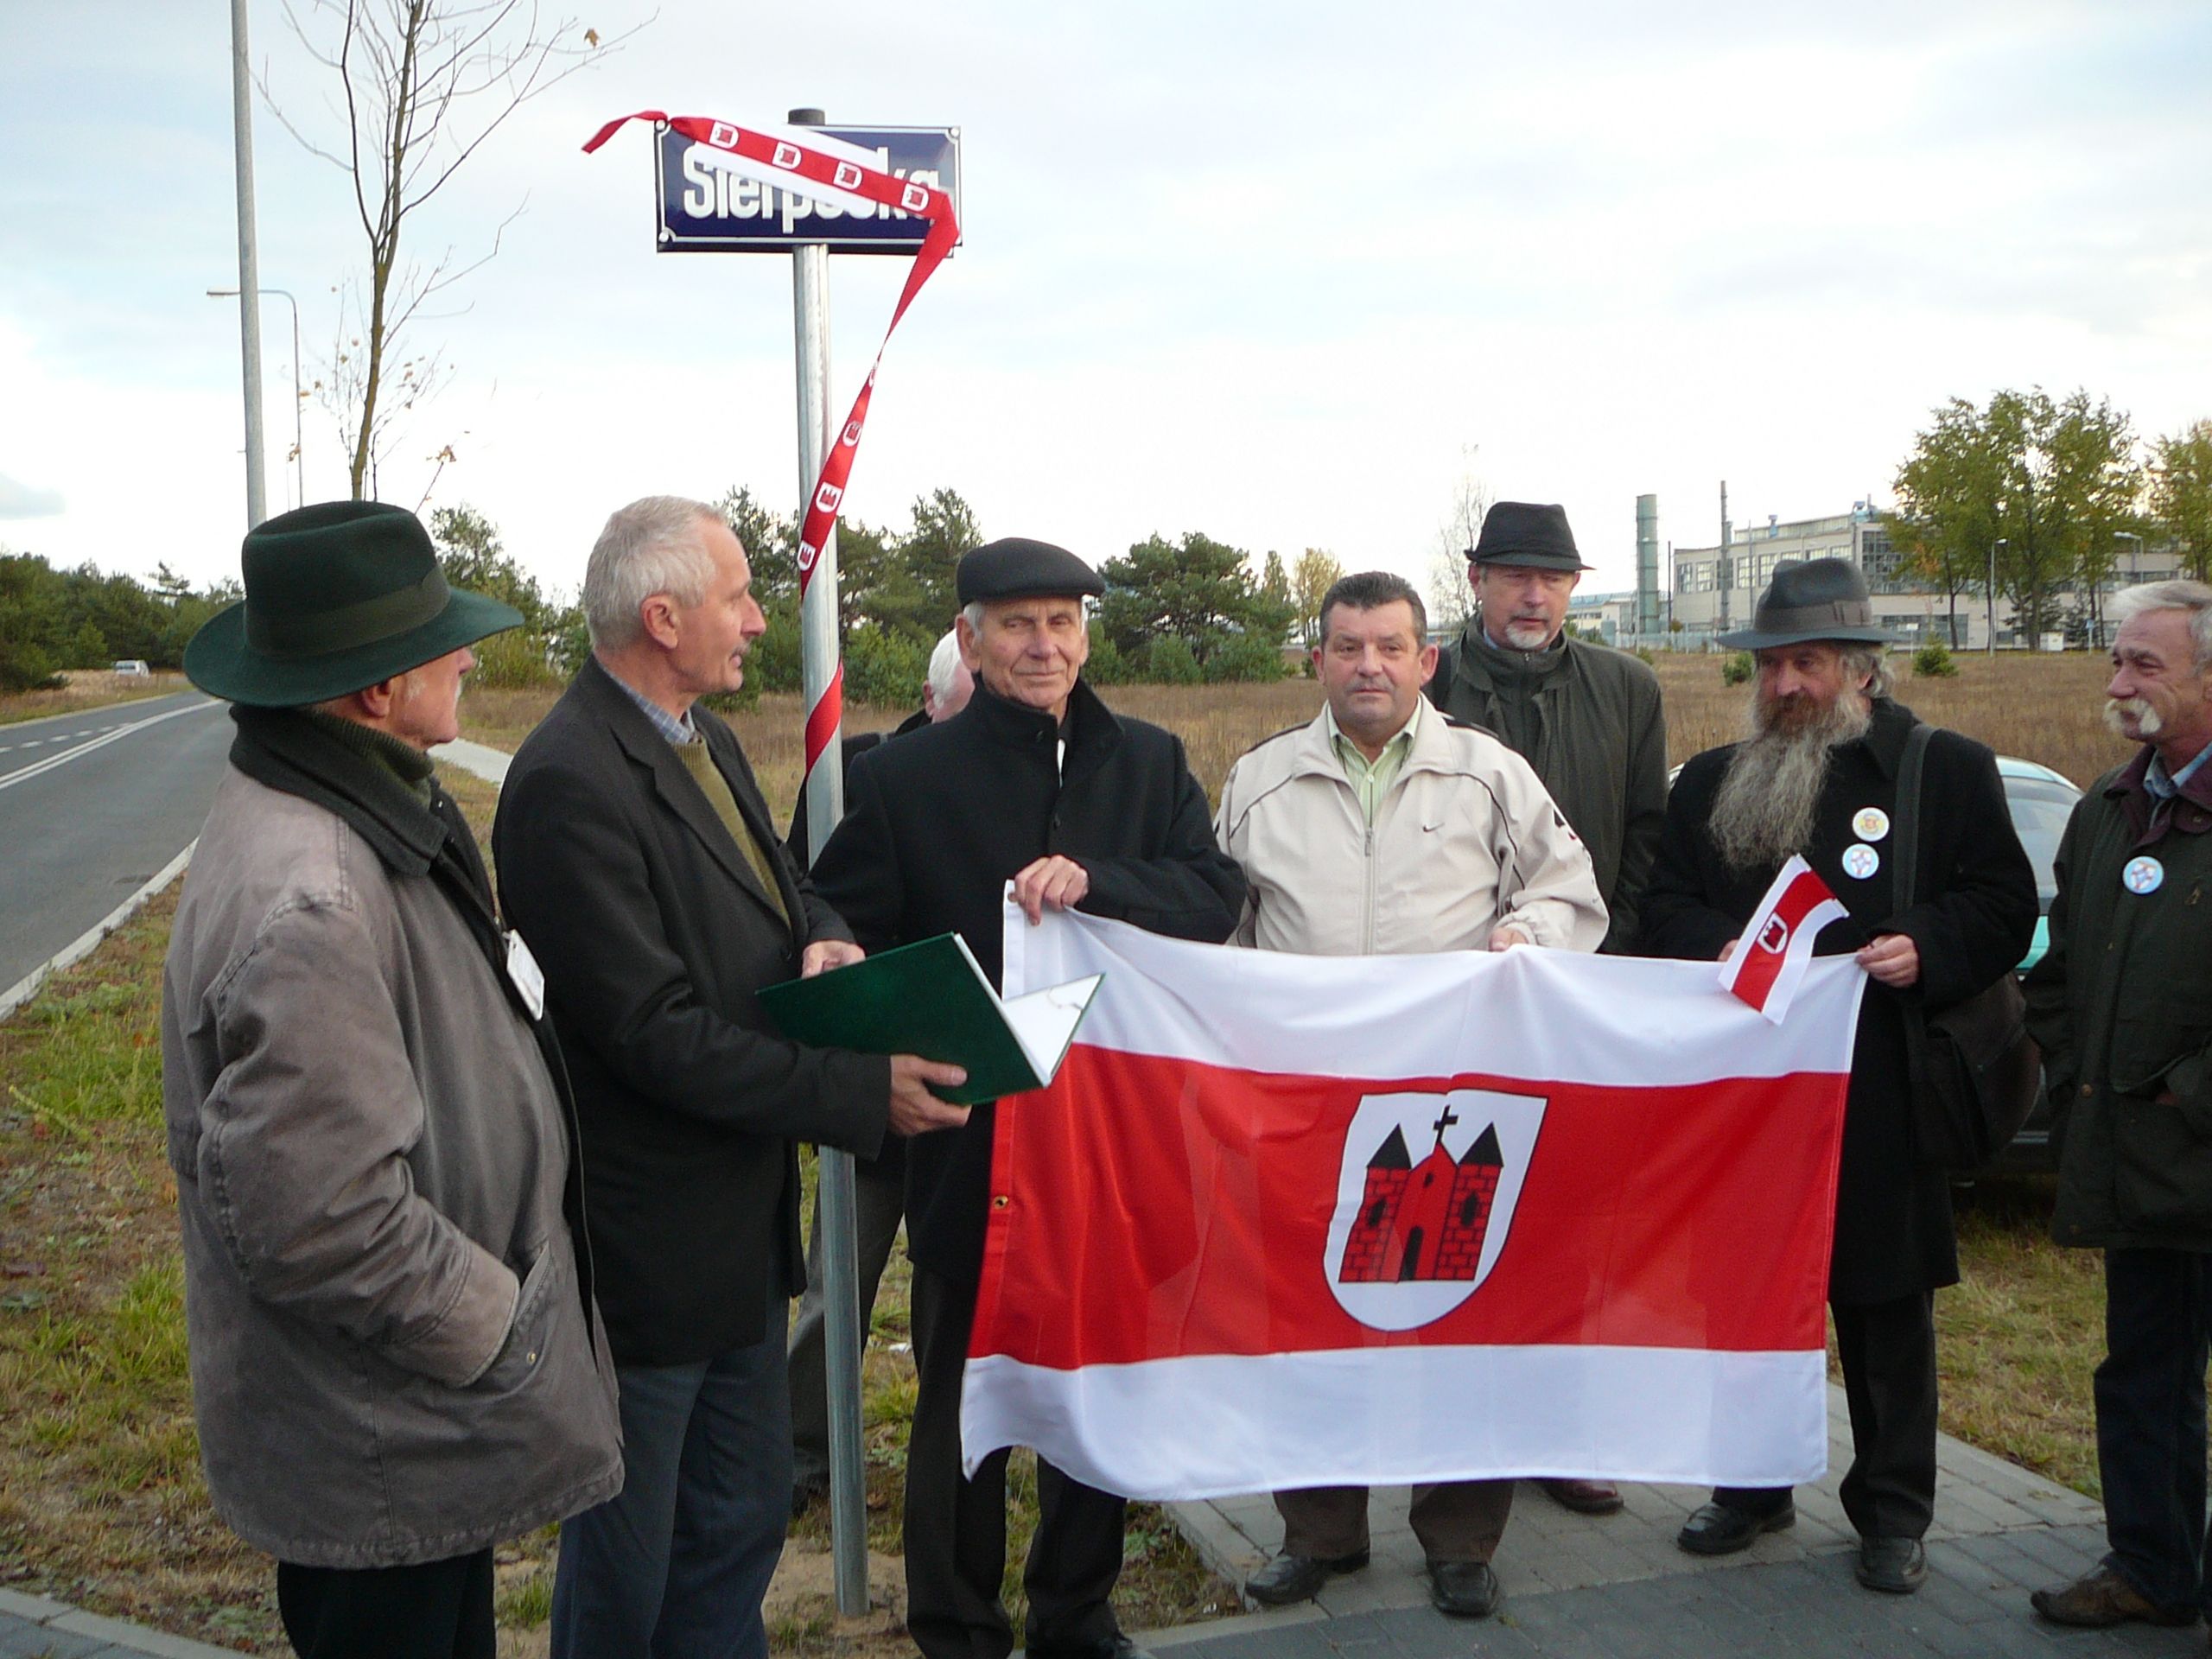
[3,1,2208,601]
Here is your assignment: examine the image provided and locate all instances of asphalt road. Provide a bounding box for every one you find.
[0,691,233,998]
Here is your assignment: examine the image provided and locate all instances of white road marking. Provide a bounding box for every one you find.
[0,698,219,791]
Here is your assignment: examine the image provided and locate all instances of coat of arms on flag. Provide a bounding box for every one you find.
[1328,1089,1543,1330]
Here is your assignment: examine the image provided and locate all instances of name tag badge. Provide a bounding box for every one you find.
[2123,855,2164,896]
[1841,842,1880,880]
[505,929,548,1020]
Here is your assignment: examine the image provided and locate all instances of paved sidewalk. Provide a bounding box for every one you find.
[1141,1382,2190,1656]
[0,1588,242,1657]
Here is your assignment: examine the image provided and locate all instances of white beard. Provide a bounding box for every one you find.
[1708,692,1872,874]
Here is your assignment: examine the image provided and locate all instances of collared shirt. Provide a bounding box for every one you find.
[2146,741,2212,802]
[1324,696,1421,825]
[603,664,696,745]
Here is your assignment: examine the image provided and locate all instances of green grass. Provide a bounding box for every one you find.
[1940,1179,2108,1497]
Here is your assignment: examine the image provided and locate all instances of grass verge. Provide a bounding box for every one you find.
[0,673,192,728]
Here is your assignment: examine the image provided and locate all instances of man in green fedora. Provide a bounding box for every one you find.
[162,501,623,1659]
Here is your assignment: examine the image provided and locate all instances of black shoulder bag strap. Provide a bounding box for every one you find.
[1891,721,1933,911]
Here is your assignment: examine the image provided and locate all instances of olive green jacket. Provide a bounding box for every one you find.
[1426,624,1667,952]
[2025,746,2212,1249]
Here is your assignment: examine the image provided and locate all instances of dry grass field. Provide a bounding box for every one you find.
[0,670,191,728]
[467,646,2132,819]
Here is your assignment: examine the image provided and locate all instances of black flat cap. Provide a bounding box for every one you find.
[956,537,1105,605]
[1469,502,1589,572]
[1719,557,1895,651]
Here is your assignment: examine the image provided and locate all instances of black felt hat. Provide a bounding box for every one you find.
[1468,502,1590,572]
[956,537,1105,605]
[1718,557,1895,651]
[184,501,523,707]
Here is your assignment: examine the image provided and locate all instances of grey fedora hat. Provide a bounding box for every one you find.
[1468,502,1591,572]
[1718,557,1895,651]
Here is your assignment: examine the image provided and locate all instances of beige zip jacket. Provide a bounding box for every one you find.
[1214,700,1607,957]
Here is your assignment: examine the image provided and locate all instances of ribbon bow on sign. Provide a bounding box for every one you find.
[584,111,961,777]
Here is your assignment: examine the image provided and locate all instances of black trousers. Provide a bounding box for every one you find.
[2096,1248,2212,1613]
[276,1550,494,1659]
[906,1262,1128,1659]
[1714,1290,1939,1540]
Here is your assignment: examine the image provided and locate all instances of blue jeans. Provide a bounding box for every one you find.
[550,1332,792,1659]
[2097,1248,2212,1614]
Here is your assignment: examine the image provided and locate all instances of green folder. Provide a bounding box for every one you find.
[757,931,1103,1105]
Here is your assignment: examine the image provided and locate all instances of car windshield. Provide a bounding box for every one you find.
[2003,776,2079,906]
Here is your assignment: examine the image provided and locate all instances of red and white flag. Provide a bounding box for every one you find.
[963,905,1867,1502]
[1719,855,1851,1024]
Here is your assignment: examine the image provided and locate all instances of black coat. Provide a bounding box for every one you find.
[811,678,1246,1283]
[1640,697,2037,1304]
[493,658,891,1367]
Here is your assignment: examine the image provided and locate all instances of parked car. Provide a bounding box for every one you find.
[1987,755,2085,1173]
[111,658,151,677]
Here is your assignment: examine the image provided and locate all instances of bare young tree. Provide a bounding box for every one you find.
[264,1,639,498]
[1427,445,1488,630]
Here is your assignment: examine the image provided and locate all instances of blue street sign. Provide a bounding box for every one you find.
[655,124,962,254]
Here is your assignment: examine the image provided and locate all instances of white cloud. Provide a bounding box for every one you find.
[2,0,2209,601]
[0,471,64,518]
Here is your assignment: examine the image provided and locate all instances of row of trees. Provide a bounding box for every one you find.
[1888,392,2212,648]
[0,554,239,691]
[718,490,1325,703]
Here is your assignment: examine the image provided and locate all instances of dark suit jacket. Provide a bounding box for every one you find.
[493,658,891,1366]
[812,678,1246,1285]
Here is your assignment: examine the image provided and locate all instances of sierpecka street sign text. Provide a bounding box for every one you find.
[654,123,963,253]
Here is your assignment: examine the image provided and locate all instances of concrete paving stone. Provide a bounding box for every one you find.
[1952,1529,2074,1596]
[45,1616,239,1659]
[1937,1474,2047,1535]
[2002,1522,2108,1580]
[0,1621,117,1659]
[0,1596,73,1625]
[1313,1566,1426,1618]
[1482,1597,1617,1659]
[1878,1604,2012,1659]
[1299,1609,1396,1649]
[1913,1560,2018,1626]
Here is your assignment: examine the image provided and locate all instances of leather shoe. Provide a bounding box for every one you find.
[1675,1499,1795,1555]
[1541,1477,1624,1516]
[2030,1565,2196,1628]
[1025,1639,1155,1659]
[1855,1535,1927,1594]
[1243,1548,1369,1607]
[788,1471,829,1516]
[1427,1559,1500,1619]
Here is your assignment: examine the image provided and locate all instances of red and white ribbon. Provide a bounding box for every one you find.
[585,111,961,775]
[1720,855,1851,1023]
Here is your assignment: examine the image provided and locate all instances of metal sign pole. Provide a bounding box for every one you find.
[788,105,868,1618]
[226,0,267,529]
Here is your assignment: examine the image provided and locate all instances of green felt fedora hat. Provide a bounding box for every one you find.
[1718,556,1895,651]
[185,501,523,707]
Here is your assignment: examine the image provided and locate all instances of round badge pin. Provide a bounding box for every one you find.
[1852,807,1891,842]
[1841,843,1880,880]
[2123,855,2164,895]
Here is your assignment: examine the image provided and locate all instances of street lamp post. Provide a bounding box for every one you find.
[1986,537,2007,657]
[208,287,303,511]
